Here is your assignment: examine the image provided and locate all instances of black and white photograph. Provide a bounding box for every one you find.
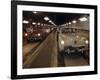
[23,11,90,68]
[11,1,97,79]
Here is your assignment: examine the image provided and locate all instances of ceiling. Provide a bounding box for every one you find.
[23,11,89,25]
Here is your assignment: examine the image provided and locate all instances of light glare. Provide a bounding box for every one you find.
[32,22,36,25]
[79,17,87,22]
[61,40,64,45]
[33,11,37,14]
[37,33,40,36]
[23,20,29,24]
[25,33,28,36]
[44,16,49,21]
[69,22,71,24]
[72,20,77,23]
[85,40,89,44]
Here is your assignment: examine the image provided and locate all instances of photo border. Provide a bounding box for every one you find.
[11,0,97,79]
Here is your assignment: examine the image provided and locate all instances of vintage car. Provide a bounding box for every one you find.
[63,45,86,55]
[24,28,47,42]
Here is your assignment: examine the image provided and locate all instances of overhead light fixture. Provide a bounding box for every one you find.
[41,24,43,26]
[44,16,49,21]
[72,20,77,24]
[51,22,56,26]
[79,17,87,22]
[33,11,37,14]
[32,22,36,25]
[68,22,71,24]
[37,22,40,25]
[23,20,29,24]
[49,20,52,23]
[46,29,50,33]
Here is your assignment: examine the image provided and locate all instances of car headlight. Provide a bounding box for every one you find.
[24,33,28,37]
[61,40,64,45]
[37,33,40,36]
[85,40,89,44]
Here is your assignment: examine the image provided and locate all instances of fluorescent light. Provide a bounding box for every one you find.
[33,11,37,14]
[46,29,50,33]
[68,22,71,24]
[23,20,29,24]
[44,16,49,21]
[41,24,43,26]
[37,23,40,25]
[32,22,36,25]
[79,17,87,22]
[72,20,77,23]
[49,20,52,23]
